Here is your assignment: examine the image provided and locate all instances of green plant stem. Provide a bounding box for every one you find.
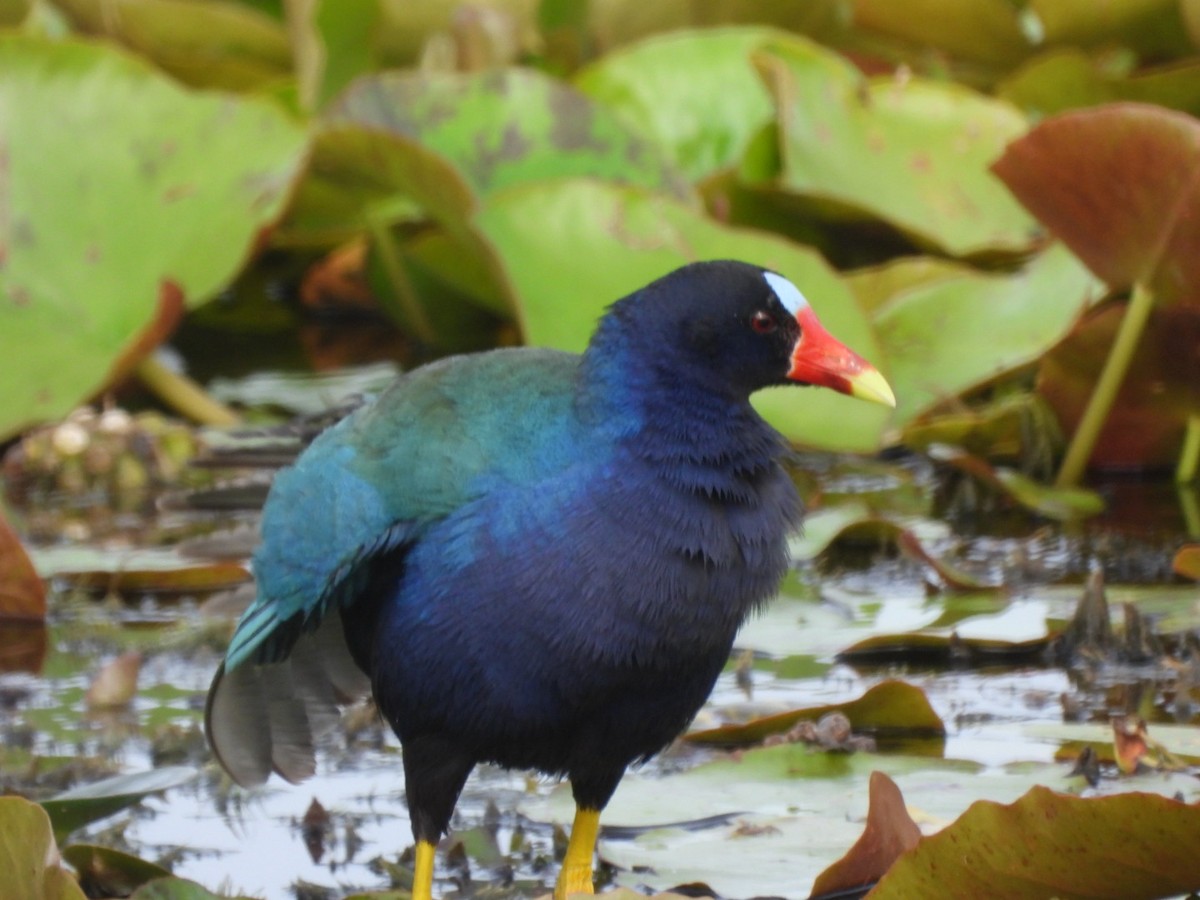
[1056,282,1156,488]
[1177,414,1200,483]
[136,356,240,427]
[367,214,436,345]
[1179,484,1200,538]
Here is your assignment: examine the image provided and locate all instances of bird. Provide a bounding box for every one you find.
[204,259,894,900]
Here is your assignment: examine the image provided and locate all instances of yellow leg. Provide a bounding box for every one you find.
[412,839,436,900]
[555,806,601,899]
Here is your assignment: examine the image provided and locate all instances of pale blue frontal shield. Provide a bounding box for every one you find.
[762,271,809,317]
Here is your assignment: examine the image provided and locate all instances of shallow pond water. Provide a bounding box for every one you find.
[4,433,1198,898]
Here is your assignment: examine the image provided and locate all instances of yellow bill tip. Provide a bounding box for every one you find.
[848,366,896,408]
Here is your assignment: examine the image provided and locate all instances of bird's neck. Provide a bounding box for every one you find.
[578,323,788,478]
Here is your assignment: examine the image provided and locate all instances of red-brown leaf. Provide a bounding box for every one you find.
[993,102,1200,307]
[810,771,921,897]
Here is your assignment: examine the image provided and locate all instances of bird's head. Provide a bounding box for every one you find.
[603,260,895,407]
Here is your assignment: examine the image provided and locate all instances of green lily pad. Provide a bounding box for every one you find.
[870,786,1200,899]
[291,0,380,111]
[61,845,170,897]
[130,877,255,900]
[852,0,1031,66]
[998,49,1200,119]
[687,680,945,746]
[0,797,86,900]
[575,27,780,182]
[323,67,693,216]
[752,38,1035,256]
[50,0,292,91]
[41,766,197,839]
[927,444,1106,519]
[867,244,1102,426]
[1026,0,1194,59]
[0,36,307,441]
[472,178,893,452]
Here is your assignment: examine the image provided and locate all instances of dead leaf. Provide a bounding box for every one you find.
[86,651,142,709]
[1172,545,1200,580]
[0,509,46,622]
[810,771,920,898]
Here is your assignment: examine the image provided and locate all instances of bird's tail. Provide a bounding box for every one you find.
[205,611,371,786]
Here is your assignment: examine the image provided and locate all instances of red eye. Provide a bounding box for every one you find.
[751,311,777,334]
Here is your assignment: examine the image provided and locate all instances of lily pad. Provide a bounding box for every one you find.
[129,879,254,900]
[998,49,1200,118]
[575,27,779,182]
[0,36,307,440]
[41,766,197,839]
[852,0,1031,66]
[686,680,945,746]
[1037,304,1200,469]
[0,509,45,622]
[290,0,380,111]
[51,0,293,91]
[1026,0,1194,59]
[0,797,86,900]
[1174,545,1200,580]
[752,38,1035,256]
[472,178,893,452]
[927,444,1105,519]
[992,102,1200,308]
[322,67,692,217]
[870,786,1200,899]
[809,771,920,898]
[61,845,170,897]
[866,244,1102,426]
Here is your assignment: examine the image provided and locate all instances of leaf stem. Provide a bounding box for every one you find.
[136,355,240,427]
[1177,414,1200,483]
[1055,282,1155,487]
[366,214,436,345]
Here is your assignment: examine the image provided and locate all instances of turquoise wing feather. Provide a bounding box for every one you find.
[223,348,581,671]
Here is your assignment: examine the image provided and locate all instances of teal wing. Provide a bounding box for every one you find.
[206,348,581,786]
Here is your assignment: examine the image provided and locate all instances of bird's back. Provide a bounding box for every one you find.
[225,347,584,670]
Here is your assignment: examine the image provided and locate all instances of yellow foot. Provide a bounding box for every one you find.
[554,806,600,899]
[412,840,436,900]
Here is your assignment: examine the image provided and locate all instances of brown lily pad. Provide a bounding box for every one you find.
[0,509,45,622]
[993,102,1200,307]
[1038,303,1200,470]
[810,771,921,898]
